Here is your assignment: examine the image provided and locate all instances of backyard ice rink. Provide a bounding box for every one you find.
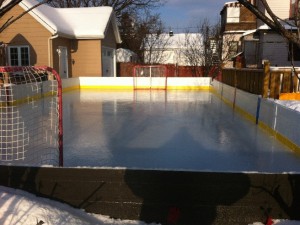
[62,89,300,173]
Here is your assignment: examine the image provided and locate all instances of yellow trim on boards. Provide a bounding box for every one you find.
[78,85,212,91]
[0,91,56,107]
[63,85,80,93]
[79,85,134,90]
[212,87,300,154]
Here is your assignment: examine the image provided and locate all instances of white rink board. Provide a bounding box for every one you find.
[75,77,211,89]
[212,80,300,148]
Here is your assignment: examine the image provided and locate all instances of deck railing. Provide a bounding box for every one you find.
[222,61,300,99]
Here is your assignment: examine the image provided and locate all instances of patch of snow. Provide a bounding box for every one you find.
[1,185,300,225]
[0,186,158,225]
[276,100,300,113]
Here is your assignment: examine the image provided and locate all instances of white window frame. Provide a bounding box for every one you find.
[8,45,30,66]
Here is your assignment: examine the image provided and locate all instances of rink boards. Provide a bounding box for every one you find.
[0,166,300,225]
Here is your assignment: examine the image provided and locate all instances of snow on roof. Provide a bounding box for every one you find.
[18,0,121,41]
[242,29,258,37]
[224,1,240,7]
[258,22,297,30]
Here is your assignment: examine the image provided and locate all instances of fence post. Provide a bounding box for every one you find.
[262,61,270,98]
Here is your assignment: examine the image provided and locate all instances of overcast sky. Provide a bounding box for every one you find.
[158,0,230,32]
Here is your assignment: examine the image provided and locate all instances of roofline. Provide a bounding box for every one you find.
[19,0,122,41]
[19,1,57,35]
[105,11,122,44]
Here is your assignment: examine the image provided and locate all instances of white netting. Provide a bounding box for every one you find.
[133,65,168,90]
[0,66,62,166]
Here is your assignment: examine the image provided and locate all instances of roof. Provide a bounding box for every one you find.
[15,0,121,42]
[220,1,241,14]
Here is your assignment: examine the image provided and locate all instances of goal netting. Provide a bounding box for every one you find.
[133,65,168,90]
[0,66,63,167]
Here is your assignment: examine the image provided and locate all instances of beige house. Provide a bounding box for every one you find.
[0,0,122,77]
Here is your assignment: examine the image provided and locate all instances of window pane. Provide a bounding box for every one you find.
[20,47,29,66]
[10,48,19,66]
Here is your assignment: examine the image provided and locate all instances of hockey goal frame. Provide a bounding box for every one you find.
[133,65,168,90]
[0,66,63,167]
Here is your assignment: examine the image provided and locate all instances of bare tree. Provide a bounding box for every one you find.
[48,0,164,19]
[181,20,223,77]
[237,0,300,47]
[238,0,300,81]
[143,33,171,64]
[120,10,169,64]
[47,0,165,62]
[0,0,22,18]
[180,32,204,76]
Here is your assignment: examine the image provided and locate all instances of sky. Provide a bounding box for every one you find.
[157,0,230,33]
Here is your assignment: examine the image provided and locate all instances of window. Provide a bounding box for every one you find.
[8,46,30,66]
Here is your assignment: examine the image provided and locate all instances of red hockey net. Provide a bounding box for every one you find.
[133,65,168,90]
[0,66,63,166]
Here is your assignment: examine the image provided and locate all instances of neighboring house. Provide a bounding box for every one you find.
[220,1,257,67]
[254,0,300,67]
[220,0,300,68]
[116,48,137,63]
[0,0,122,77]
[143,33,203,66]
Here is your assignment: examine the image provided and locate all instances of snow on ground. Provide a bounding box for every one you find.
[276,100,300,113]
[0,185,300,225]
[0,186,156,225]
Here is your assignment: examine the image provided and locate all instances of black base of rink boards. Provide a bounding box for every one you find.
[1,165,300,225]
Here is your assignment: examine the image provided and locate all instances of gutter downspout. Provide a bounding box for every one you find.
[48,34,59,67]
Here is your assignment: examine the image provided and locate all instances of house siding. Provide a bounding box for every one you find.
[1,3,119,76]
[257,0,290,27]
[71,40,102,77]
[265,0,290,19]
[0,5,52,66]
[260,32,300,67]
[221,4,256,32]
[51,37,73,77]
[102,21,117,49]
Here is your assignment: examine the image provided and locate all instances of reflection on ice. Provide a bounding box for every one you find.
[63,90,300,173]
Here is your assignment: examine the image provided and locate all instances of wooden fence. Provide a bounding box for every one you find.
[222,61,300,99]
[117,62,205,77]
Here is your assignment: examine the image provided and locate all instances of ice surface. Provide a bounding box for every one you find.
[62,90,300,173]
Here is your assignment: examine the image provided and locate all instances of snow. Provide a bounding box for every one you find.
[0,185,157,225]
[276,100,300,113]
[17,0,120,41]
[1,185,300,225]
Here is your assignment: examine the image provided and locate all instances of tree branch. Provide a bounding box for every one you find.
[237,0,300,47]
[0,0,51,33]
